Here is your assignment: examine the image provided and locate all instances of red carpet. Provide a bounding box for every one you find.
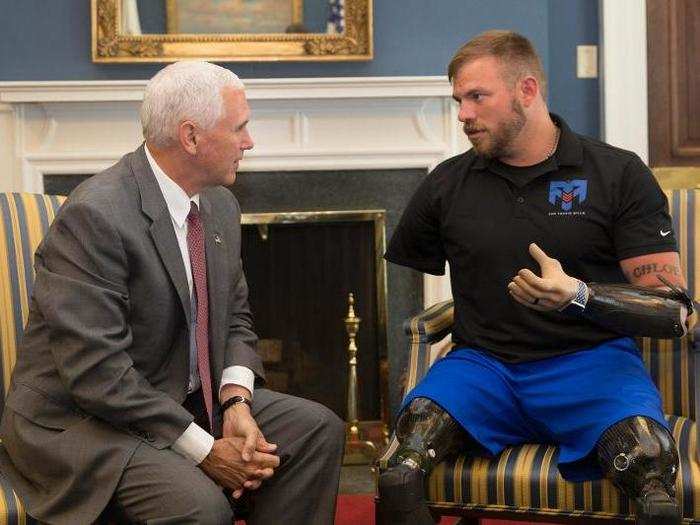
[333,495,461,524]
[235,494,562,523]
[332,494,562,524]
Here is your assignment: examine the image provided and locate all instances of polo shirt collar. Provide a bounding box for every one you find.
[472,113,584,175]
[551,113,583,167]
[145,144,200,228]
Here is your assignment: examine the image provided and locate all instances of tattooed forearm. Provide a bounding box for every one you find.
[631,263,680,278]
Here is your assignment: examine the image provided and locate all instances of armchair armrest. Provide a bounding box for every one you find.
[692,304,700,462]
[402,300,454,394]
[402,300,455,343]
[378,300,455,473]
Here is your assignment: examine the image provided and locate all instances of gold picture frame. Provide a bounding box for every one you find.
[92,0,373,63]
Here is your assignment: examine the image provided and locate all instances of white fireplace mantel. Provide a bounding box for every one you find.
[0,76,466,185]
[0,76,465,306]
[0,76,455,103]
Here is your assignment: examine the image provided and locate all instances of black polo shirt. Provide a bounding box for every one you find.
[385,115,677,362]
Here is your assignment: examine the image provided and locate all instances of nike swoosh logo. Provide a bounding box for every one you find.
[660,230,672,237]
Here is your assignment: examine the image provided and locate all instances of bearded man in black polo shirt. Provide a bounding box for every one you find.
[378,30,691,525]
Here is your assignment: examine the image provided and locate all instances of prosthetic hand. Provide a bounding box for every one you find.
[378,398,467,525]
[597,416,681,525]
[509,244,692,338]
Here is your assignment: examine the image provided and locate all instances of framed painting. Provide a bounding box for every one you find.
[165,0,304,34]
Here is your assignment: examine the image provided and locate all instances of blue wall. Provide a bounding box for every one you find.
[548,0,600,140]
[0,0,599,136]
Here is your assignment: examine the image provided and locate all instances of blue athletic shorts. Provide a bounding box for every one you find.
[400,337,668,481]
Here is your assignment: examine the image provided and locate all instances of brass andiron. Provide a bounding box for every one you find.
[343,293,377,465]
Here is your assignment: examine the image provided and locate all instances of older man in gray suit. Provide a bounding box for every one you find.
[0,61,345,524]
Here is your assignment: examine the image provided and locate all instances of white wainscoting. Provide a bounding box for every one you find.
[0,76,466,306]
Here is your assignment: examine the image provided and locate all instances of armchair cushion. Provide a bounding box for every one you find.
[424,414,698,521]
[381,414,699,521]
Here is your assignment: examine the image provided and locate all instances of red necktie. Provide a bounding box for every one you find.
[187,202,213,430]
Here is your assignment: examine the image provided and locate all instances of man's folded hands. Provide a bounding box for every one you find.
[199,436,280,495]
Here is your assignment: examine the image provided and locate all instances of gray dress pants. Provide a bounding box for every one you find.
[111,389,345,525]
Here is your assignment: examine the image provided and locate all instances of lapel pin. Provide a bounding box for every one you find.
[214,233,222,245]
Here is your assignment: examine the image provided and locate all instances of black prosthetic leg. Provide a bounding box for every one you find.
[378,398,468,525]
[597,416,681,525]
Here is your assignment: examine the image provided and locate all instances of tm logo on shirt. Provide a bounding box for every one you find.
[549,180,588,213]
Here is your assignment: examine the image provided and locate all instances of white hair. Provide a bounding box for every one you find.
[140,61,245,147]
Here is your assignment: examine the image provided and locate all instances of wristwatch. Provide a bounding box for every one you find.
[559,279,589,314]
[219,395,252,415]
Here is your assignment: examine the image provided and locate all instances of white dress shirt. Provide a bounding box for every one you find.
[145,145,255,463]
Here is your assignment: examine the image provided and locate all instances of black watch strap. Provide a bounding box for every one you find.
[219,395,252,415]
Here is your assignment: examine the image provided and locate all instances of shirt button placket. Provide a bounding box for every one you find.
[514,194,529,219]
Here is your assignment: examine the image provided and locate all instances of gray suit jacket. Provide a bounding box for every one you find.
[0,146,264,524]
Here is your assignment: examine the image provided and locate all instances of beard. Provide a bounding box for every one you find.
[463,98,527,159]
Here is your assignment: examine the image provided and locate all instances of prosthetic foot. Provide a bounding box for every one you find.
[597,416,681,525]
[377,464,434,525]
[377,398,467,525]
[634,484,680,525]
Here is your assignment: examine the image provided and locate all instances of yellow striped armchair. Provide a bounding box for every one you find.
[0,193,65,525]
[379,189,700,524]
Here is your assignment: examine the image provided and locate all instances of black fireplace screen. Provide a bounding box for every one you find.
[241,211,387,421]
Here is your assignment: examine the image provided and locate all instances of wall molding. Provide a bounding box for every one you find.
[0,76,451,103]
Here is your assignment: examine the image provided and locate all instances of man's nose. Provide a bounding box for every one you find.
[458,103,476,123]
[243,130,254,150]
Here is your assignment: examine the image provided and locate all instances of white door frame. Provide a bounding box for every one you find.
[600,0,648,162]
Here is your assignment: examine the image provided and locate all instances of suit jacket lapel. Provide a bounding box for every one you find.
[200,194,229,382]
[130,145,192,327]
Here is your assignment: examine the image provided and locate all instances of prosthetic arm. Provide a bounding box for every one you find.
[563,276,693,338]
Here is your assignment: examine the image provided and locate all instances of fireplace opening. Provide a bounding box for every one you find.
[241,211,387,421]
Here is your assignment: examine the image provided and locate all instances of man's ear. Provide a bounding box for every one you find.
[519,76,539,107]
[179,121,198,155]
